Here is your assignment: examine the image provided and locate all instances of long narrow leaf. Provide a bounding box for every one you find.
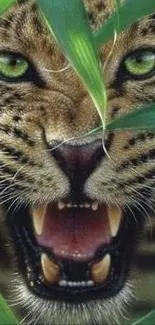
[106,104,155,131]
[37,0,107,127]
[0,0,16,15]
[95,0,155,45]
[0,294,19,325]
[132,310,155,325]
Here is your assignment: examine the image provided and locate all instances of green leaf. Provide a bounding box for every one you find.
[132,310,155,325]
[0,294,19,325]
[0,0,16,15]
[37,0,107,127]
[106,104,155,131]
[95,0,155,46]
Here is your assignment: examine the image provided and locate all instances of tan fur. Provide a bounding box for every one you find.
[0,0,155,324]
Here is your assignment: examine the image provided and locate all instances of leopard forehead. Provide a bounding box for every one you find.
[0,0,155,142]
[0,2,155,323]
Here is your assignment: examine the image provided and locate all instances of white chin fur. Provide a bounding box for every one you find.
[8,273,135,325]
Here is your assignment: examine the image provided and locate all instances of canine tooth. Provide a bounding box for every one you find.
[32,207,46,235]
[108,206,122,237]
[91,254,111,284]
[58,201,65,210]
[92,202,99,211]
[41,253,60,285]
[88,280,94,286]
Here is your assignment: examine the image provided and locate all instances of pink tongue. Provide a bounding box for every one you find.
[36,204,111,262]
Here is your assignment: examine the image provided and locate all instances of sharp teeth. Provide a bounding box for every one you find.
[85,203,90,208]
[58,201,65,210]
[91,254,111,284]
[59,280,94,287]
[41,253,60,284]
[59,280,67,287]
[92,201,99,211]
[32,207,46,235]
[108,206,122,237]
[57,201,99,210]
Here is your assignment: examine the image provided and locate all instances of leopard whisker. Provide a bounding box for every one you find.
[123,203,138,225]
[42,64,71,74]
[0,193,19,206]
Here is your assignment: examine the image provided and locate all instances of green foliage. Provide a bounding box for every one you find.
[37,0,107,126]
[95,0,155,45]
[107,104,155,131]
[132,310,155,325]
[0,0,155,323]
[92,104,155,133]
[1,0,155,131]
[0,294,19,325]
[34,0,155,132]
[0,0,16,15]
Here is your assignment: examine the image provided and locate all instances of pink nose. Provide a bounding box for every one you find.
[49,135,113,189]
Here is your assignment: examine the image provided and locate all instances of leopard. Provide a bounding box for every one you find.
[0,0,155,324]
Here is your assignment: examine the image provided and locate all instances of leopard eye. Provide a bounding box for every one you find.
[0,53,29,79]
[124,51,155,78]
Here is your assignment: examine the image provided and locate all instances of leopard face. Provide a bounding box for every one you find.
[0,0,155,324]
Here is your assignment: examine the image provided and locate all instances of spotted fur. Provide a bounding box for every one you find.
[0,0,155,324]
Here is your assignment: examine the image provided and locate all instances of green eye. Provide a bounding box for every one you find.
[0,54,28,79]
[124,51,155,77]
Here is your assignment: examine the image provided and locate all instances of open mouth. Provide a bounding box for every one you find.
[7,199,140,302]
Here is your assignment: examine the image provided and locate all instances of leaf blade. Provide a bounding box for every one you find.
[95,0,155,45]
[106,104,155,131]
[0,294,19,325]
[132,310,155,325]
[37,0,107,126]
[0,0,16,15]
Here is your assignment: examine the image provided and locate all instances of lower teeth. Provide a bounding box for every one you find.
[59,280,94,287]
[41,253,111,287]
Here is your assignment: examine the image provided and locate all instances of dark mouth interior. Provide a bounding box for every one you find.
[5,200,142,303]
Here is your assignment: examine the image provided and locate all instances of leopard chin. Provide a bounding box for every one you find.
[2,187,137,325]
[9,274,133,325]
[0,0,155,324]
[1,138,145,325]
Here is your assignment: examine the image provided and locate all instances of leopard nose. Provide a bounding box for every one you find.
[49,135,113,189]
